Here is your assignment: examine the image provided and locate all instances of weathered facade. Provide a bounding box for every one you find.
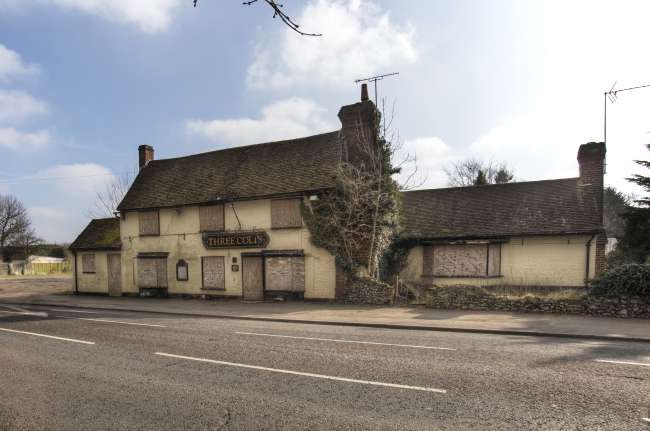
[399,142,607,289]
[69,90,380,300]
[69,89,607,301]
[69,218,122,295]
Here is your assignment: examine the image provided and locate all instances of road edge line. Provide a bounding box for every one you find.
[5,301,650,344]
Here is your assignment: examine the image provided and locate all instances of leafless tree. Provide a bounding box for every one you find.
[89,170,135,219]
[444,158,515,187]
[0,194,30,254]
[193,0,321,36]
[11,227,42,259]
[304,109,402,279]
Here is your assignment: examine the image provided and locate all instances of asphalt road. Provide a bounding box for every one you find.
[0,303,648,430]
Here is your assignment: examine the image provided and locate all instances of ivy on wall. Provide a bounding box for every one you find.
[302,136,401,279]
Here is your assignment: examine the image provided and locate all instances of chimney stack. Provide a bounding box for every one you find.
[577,142,607,276]
[338,88,380,168]
[360,83,369,101]
[577,142,606,217]
[139,144,154,169]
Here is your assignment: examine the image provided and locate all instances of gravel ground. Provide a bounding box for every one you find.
[0,276,72,299]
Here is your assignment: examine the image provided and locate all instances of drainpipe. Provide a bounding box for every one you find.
[584,234,597,287]
[72,250,79,295]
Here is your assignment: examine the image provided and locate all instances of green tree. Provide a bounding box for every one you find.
[618,144,650,263]
[603,186,632,239]
[474,169,488,185]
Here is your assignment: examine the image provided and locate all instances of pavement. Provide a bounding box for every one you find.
[0,303,649,430]
[2,291,649,343]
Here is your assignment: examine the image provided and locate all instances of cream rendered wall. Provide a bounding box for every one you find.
[75,251,110,293]
[401,235,598,287]
[120,198,336,299]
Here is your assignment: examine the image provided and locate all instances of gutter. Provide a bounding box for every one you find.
[584,233,597,287]
[72,250,79,295]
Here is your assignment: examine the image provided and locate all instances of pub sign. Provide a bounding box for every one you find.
[203,230,269,249]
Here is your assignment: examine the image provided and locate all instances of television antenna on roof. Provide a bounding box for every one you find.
[354,72,399,106]
[603,81,650,143]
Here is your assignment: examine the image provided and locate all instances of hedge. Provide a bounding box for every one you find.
[589,264,650,299]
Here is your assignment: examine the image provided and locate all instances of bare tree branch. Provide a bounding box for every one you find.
[194,0,322,36]
[444,158,515,187]
[88,170,135,219]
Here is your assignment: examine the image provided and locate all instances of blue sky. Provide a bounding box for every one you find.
[0,0,649,242]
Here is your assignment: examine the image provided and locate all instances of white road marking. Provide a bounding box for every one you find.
[235,331,456,351]
[58,316,166,328]
[594,359,650,368]
[155,352,446,393]
[44,308,100,314]
[0,310,48,317]
[642,417,650,423]
[0,327,95,345]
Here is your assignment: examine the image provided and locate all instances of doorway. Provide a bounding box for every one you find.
[242,255,263,301]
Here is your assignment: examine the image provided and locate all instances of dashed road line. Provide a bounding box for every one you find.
[0,327,95,345]
[235,331,456,351]
[0,310,48,317]
[44,308,101,314]
[594,359,650,368]
[154,352,447,394]
[57,316,167,328]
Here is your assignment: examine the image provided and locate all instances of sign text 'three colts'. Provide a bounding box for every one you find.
[202,231,269,249]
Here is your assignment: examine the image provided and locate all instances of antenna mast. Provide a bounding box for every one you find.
[603,81,650,143]
[354,72,399,106]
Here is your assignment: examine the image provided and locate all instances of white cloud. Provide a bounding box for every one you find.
[0,0,182,33]
[21,164,115,242]
[0,90,48,124]
[0,127,50,152]
[186,97,335,147]
[247,0,417,90]
[30,163,114,194]
[396,136,453,189]
[461,0,650,195]
[0,44,39,80]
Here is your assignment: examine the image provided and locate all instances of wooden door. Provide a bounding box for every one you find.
[107,254,122,296]
[202,256,225,290]
[242,256,264,301]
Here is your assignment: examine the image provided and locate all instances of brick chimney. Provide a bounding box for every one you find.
[338,85,380,167]
[577,141,607,276]
[138,144,154,169]
[577,142,606,222]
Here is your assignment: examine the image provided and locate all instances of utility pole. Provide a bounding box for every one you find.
[604,82,650,144]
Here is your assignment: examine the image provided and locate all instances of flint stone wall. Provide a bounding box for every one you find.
[343,277,392,305]
[425,285,650,318]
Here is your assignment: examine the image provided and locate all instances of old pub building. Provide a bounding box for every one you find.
[70,87,606,302]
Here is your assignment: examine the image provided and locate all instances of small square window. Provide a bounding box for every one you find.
[82,253,96,274]
[176,260,189,281]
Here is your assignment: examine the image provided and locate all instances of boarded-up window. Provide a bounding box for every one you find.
[422,246,434,277]
[137,258,168,288]
[202,256,225,290]
[139,210,159,236]
[424,243,502,277]
[487,243,501,277]
[265,256,305,292]
[199,204,224,231]
[271,199,302,228]
[82,254,95,273]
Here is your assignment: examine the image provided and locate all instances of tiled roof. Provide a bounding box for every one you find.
[400,178,603,239]
[117,131,341,211]
[69,218,121,250]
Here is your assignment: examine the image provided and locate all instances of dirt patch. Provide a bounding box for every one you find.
[0,276,72,299]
